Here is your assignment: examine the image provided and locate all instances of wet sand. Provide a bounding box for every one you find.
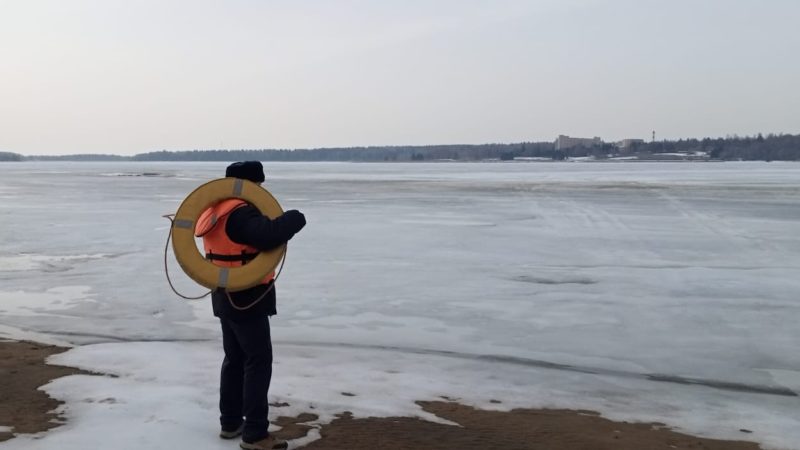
[273,402,763,450]
[1,340,763,449]
[0,341,86,442]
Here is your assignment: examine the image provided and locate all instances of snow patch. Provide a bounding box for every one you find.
[0,286,94,317]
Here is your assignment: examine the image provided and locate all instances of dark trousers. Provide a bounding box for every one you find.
[219,316,273,443]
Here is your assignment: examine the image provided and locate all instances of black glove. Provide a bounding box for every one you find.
[283,209,306,233]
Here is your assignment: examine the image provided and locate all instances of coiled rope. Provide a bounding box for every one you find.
[162,214,287,311]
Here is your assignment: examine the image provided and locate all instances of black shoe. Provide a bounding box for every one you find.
[240,435,288,450]
[220,424,244,439]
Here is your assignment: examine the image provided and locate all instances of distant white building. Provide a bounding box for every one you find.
[555,135,602,150]
[616,139,645,150]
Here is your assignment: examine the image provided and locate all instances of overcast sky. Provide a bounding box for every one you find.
[1,0,798,155]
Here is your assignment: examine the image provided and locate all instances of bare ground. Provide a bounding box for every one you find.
[0,341,87,442]
[1,341,762,449]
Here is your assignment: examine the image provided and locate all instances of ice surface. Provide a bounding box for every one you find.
[1,161,799,449]
[0,254,108,272]
[0,286,93,317]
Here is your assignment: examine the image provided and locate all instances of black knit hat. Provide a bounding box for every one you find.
[225,161,265,183]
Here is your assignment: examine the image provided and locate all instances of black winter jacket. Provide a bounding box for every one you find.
[211,205,306,320]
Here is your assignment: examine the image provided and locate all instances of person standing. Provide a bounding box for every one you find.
[195,161,306,450]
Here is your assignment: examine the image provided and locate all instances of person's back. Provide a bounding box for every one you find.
[196,161,305,450]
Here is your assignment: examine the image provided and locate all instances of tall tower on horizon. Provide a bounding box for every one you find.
[652,130,655,142]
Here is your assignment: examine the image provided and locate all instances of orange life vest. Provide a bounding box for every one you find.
[194,199,275,285]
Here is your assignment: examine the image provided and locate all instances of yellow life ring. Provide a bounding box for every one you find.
[171,177,285,292]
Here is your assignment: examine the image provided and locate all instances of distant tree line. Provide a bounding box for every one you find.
[127,134,800,161]
[624,133,800,161]
[0,151,23,161]
[5,133,799,162]
[28,153,130,161]
[129,143,557,162]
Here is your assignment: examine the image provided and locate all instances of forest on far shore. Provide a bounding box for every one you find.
[3,133,799,162]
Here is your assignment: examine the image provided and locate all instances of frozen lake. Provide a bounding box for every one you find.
[1,161,799,449]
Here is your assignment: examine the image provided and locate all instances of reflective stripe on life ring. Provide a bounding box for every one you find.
[171,177,285,292]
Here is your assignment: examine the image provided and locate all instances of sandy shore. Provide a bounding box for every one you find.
[1,340,763,449]
[0,340,86,442]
